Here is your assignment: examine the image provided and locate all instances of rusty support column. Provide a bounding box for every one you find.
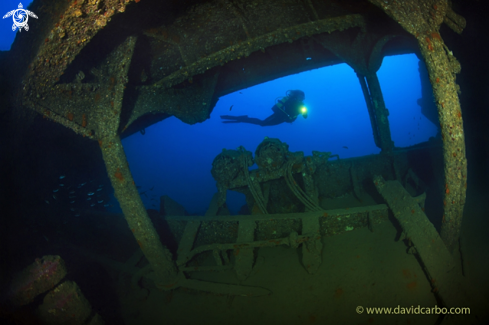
[364,73,394,153]
[100,136,178,289]
[419,34,467,254]
[368,0,467,253]
[315,31,394,153]
[94,36,178,288]
[357,73,381,149]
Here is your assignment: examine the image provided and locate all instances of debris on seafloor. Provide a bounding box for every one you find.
[9,256,67,306]
[9,255,104,324]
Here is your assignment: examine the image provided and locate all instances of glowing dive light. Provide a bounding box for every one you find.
[301,106,307,114]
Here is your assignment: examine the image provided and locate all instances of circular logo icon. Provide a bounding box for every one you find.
[3,3,38,32]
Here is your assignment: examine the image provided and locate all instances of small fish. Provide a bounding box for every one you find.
[87,197,91,201]
[59,184,64,187]
[80,182,87,187]
[98,200,104,204]
[136,186,142,189]
[90,204,95,207]
[70,208,75,212]
[87,192,95,196]
[342,146,348,149]
[98,184,103,187]
[239,92,242,94]
[229,105,233,111]
[69,191,75,194]
[96,188,102,192]
[45,200,50,204]
[52,195,57,199]
[104,204,110,207]
[53,189,59,193]
[150,186,154,191]
[70,201,75,204]
[43,235,49,242]
[59,175,65,179]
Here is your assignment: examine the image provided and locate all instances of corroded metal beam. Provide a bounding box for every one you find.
[19,0,417,137]
[363,72,394,152]
[313,23,401,152]
[150,15,364,90]
[27,34,180,289]
[368,0,467,252]
[373,175,487,321]
[95,36,179,289]
[23,0,138,99]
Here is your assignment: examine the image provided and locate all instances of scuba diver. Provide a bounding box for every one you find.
[221,90,308,126]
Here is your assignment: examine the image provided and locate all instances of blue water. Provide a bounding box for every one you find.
[122,54,438,215]
[0,0,34,51]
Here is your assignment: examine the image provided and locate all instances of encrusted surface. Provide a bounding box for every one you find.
[368,0,467,252]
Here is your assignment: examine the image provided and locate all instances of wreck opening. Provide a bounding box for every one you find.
[122,52,436,216]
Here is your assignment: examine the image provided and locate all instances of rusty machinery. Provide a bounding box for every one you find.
[211,138,332,215]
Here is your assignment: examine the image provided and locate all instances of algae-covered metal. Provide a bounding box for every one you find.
[368,0,467,252]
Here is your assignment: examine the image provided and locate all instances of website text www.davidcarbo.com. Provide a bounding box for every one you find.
[356,305,470,315]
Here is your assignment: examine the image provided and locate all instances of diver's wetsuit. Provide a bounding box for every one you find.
[221,95,306,126]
